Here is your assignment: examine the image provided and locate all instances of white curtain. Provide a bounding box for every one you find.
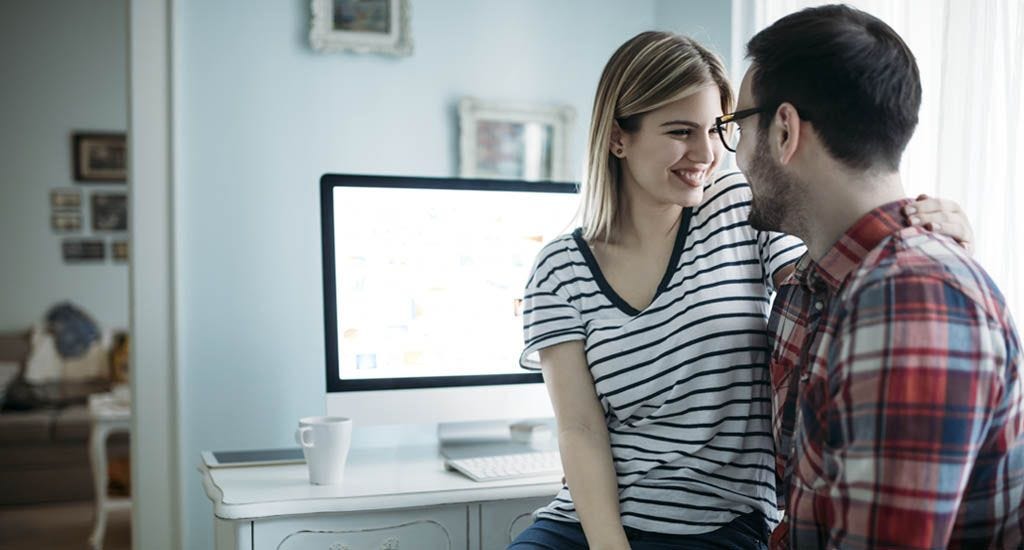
[735,0,1024,323]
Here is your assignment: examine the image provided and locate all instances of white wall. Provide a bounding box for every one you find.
[174,1,731,546]
[0,0,129,332]
[130,0,178,547]
[655,0,733,67]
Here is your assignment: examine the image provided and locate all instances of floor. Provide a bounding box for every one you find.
[0,500,131,550]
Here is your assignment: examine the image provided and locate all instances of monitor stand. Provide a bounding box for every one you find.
[437,419,556,459]
[436,420,512,445]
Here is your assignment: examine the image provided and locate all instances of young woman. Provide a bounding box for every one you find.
[509,32,971,550]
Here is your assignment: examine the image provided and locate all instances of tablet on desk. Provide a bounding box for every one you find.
[201,448,305,468]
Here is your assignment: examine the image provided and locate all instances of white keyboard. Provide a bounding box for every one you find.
[445,450,562,482]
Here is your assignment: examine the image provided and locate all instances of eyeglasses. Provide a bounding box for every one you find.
[714,107,765,153]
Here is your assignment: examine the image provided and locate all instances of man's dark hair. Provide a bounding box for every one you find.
[746,4,921,172]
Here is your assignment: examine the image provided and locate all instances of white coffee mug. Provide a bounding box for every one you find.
[294,416,353,485]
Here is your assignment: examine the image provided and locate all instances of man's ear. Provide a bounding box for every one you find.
[609,121,626,158]
[771,102,802,166]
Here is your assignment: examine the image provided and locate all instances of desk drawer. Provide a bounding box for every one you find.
[479,496,552,548]
[254,504,467,550]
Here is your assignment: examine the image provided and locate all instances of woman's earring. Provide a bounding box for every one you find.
[616,147,623,156]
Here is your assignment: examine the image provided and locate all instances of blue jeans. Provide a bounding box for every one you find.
[508,510,769,550]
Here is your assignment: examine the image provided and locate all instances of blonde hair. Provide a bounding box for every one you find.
[580,32,733,242]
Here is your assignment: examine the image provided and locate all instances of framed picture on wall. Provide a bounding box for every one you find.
[50,189,83,210]
[62,239,105,262]
[52,212,83,233]
[91,193,128,232]
[111,240,129,262]
[309,0,412,56]
[458,97,576,182]
[73,132,126,182]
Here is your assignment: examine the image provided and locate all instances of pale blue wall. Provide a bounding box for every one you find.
[655,0,733,70]
[0,0,128,332]
[176,1,731,546]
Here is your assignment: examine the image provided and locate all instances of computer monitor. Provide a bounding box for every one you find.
[320,174,579,429]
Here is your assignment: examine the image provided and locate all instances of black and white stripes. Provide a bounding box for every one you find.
[520,172,805,535]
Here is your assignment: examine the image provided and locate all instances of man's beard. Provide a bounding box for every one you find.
[746,133,801,235]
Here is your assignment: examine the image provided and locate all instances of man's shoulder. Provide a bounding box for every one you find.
[843,227,1009,322]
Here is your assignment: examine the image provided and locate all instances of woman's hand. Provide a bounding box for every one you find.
[903,194,974,254]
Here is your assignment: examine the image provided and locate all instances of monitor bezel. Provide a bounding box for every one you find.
[320,173,579,393]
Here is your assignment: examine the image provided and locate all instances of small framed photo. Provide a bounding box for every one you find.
[91,193,128,232]
[73,132,126,182]
[309,0,412,56]
[50,189,82,210]
[62,239,105,262]
[458,98,576,182]
[52,212,83,233]
[111,240,129,262]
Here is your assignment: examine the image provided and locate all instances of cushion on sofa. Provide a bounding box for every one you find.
[3,325,111,410]
[25,324,109,383]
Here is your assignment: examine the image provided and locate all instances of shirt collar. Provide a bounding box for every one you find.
[800,199,913,292]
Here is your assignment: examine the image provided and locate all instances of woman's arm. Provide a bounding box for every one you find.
[539,341,630,550]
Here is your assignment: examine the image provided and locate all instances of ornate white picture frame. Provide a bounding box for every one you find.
[458,98,576,182]
[310,0,412,56]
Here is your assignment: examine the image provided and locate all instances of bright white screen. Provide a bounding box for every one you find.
[332,186,578,381]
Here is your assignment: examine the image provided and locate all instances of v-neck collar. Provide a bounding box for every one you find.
[573,208,693,316]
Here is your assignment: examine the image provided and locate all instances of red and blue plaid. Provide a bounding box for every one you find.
[768,200,1024,549]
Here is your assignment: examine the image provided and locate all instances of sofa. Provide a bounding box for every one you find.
[0,328,129,505]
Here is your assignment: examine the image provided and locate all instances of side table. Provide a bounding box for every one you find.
[88,392,132,550]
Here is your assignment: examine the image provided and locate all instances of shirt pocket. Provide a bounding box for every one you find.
[794,371,839,491]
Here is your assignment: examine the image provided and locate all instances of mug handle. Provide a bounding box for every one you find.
[294,426,314,448]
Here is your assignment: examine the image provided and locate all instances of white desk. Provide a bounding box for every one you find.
[200,445,561,550]
[88,392,132,550]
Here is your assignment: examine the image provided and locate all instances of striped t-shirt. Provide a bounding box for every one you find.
[519,171,805,535]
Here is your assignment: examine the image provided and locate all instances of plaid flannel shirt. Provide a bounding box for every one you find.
[768,200,1024,549]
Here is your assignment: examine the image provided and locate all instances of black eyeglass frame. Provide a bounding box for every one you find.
[714,107,766,153]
